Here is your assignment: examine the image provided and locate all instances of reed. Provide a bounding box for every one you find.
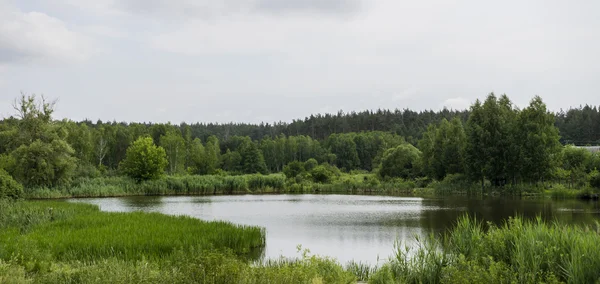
[372,215,600,283]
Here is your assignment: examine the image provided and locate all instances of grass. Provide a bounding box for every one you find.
[3,199,600,283]
[24,174,288,199]
[370,215,600,284]
[0,200,357,283]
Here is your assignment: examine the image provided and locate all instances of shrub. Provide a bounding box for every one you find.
[283,161,306,179]
[304,158,318,171]
[310,165,334,183]
[119,137,168,182]
[378,144,421,179]
[0,169,23,200]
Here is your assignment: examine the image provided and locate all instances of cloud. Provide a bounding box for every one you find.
[73,0,363,21]
[255,0,361,15]
[0,2,93,64]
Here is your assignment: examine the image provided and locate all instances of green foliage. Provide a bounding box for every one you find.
[221,149,242,172]
[516,96,562,182]
[304,158,318,171]
[0,201,358,284]
[419,118,467,180]
[0,169,23,200]
[239,139,267,174]
[378,144,421,179]
[310,165,335,183]
[11,139,77,187]
[372,216,600,284]
[204,135,221,174]
[326,133,360,171]
[119,137,168,181]
[160,129,186,174]
[283,161,306,179]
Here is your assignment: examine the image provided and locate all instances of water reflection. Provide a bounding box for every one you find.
[69,194,600,265]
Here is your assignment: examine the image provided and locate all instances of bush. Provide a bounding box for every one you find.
[310,165,334,183]
[0,169,23,200]
[378,144,421,179]
[283,161,306,179]
[119,137,168,182]
[304,158,318,171]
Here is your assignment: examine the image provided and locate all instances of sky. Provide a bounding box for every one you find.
[0,0,599,124]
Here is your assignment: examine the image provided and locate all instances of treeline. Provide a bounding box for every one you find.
[0,93,599,196]
[74,104,600,146]
[418,94,600,189]
[555,105,600,145]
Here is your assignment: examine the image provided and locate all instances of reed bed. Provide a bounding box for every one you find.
[0,200,356,284]
[24,174,288,198]
[371,215,600,284]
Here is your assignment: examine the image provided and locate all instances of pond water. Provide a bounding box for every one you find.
[70,194,600,264]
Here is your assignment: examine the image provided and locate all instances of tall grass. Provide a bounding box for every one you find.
[0,202,265,263]
[371,215,600,284]
[0,200,356,284]
[24,174,288,198]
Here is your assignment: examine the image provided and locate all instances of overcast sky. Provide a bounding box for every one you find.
[1,0,599,124]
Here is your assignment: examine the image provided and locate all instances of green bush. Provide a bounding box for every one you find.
[119,137,168,182]
[310,165,334,183]
[378,144,421,179]
[283,161,305,179]
[0,169,23,200]
[304,158,318,171]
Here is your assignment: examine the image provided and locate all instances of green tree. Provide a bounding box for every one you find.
[418,124,436,178]
[561,145,592,187]
[465,99,487,189]
[378,144,421,179]
[160,130,186,174]
[187,138,206,174]
[204,136,221,174]
[119,137,168,181]
[515,96,561,183]
[326,134,359,171]
[11,139,77,187]
[221,149,242,172]
[239,139,267,174]
[5,95,78,187]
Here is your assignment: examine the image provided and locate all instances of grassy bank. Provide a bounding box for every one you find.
[371,215,600,284]
[23,173,422,199]
[23,173,599,201]
[0,200,355,283]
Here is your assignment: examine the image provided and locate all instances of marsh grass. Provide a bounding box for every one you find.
[0,200,266,278]
[0,201,357,283]
[371,215,600,284]
[24,174,288,198]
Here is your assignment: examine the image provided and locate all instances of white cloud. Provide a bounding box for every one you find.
[0,1,94,64]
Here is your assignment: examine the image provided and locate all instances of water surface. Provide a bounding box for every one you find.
[70,194,600,264]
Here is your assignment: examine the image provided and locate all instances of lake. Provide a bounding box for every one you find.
[70,194,600,265]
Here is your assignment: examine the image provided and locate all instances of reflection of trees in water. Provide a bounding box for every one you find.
[121,196,164,210]
[418,197,600,234]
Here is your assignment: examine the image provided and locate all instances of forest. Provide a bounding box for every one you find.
[0,93,600,200]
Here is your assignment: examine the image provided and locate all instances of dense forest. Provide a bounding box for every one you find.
[0,93,599,197]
